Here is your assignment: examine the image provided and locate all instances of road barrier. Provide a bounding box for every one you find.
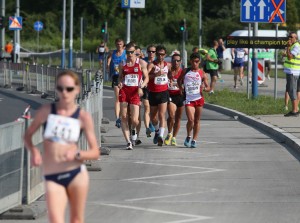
[0,64,103,218]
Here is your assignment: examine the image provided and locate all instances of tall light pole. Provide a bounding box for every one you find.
[199,0,202,48]
[68,0,73,68]
[61,0,66,68]
[1,0,5,58]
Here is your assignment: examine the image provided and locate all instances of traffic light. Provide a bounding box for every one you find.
[179,19,186,32]
[0,16,5,29]
[101,23,105,33]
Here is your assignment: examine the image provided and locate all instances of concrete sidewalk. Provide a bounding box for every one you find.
[210,73,300,154]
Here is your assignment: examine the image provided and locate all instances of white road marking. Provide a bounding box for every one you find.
[125,190,217,202]
[121,170,224,182]
[97,203,211,222]
[102,96,113,99]
[134,161,223,171]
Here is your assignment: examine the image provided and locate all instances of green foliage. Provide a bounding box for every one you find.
[4,0,300,52]
[204,89,286,115]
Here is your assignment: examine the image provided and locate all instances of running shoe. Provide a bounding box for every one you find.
[240,78,244,86]
[164,133,172,145]
[115,118,121,128]
[149,122,155,132]
[153,131,159,144]
[171,137,177,146]
[157,136,163,146]
[126,142,133,150]
[284,111,299,117]
[191,140,197,148]
[135,139,142,145]
[146,128,152,137]
[267,75,271,80]
[184,136,191,148]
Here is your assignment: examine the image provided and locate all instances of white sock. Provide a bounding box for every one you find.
[159,127,165,137]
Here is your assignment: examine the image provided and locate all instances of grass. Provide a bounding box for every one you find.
[204,88,286,116]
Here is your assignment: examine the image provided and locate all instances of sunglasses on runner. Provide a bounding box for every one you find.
[172,59,181,63]
[56,86,75,93]
[156,52,166,56]
[126,51,135,54]
[147,51,156,53]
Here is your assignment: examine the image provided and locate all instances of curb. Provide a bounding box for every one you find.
[204,103,300,155]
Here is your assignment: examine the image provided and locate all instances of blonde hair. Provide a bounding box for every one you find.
[57,70,80,86]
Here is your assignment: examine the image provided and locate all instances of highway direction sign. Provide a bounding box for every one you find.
[240,0,286,23]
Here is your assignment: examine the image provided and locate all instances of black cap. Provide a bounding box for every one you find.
[190,52,201,60]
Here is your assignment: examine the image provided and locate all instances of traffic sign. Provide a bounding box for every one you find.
[240,0,286,23]
[121,0,145,8]
[9,16,22,30]
[34,21,43,32]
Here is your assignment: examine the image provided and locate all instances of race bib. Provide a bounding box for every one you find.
[154,74,168,85]
[114,64,120,74]
[186,82,200,95]
[237,51,245,58]
[124,74,139,86]
[44,114,81,144]
[168,79,179,90]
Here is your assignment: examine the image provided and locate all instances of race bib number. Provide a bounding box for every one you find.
[237,51,245,58]
[124,74,139,86]
[186,82,200,95]
[44,114,81,143]
[114,64,120,74]
[154,74,168,85]
[168,79,179,90]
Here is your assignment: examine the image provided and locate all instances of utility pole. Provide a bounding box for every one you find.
[68,0,73,68]
[61,0,66,68]
[1,0,5,58]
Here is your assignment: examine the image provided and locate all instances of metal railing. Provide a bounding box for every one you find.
[0,64,103,216]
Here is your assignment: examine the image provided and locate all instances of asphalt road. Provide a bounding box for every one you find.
[3,87,299,223]
[0,88,50,124]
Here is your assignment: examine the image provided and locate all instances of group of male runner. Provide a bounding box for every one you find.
[107,38,210,150]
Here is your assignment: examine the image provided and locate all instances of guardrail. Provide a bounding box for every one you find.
[0,64,104,218]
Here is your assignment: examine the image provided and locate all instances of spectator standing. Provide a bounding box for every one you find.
[177,53,210,148]
[107,38,126,128]
[96,41,109,68]
[206,40,219,94]
[192,47,199,54]
[24,70,100,223]
[5,41,13,54]
[164,53,184,146]
[263,48,273,80]
[216,38,226,78]
[283,32,300,117]
[231,48,248,88]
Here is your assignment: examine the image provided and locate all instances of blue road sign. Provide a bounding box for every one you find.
[240,0,286,23]
[34,21,43,32]
[8,16,22,30]
[121,0,145,8]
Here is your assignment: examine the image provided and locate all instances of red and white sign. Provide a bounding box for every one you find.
[257,59,265,84]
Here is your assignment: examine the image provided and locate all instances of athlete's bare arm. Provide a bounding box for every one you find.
[140,59,149,88]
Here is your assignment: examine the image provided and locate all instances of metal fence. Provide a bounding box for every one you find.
[0,64,103,216]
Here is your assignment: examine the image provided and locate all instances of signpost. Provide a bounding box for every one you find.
[34,21,43,52]
[121,0,145,43]
[241,0,286,23]
[240,0,286,99]
[8,16,22,30]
